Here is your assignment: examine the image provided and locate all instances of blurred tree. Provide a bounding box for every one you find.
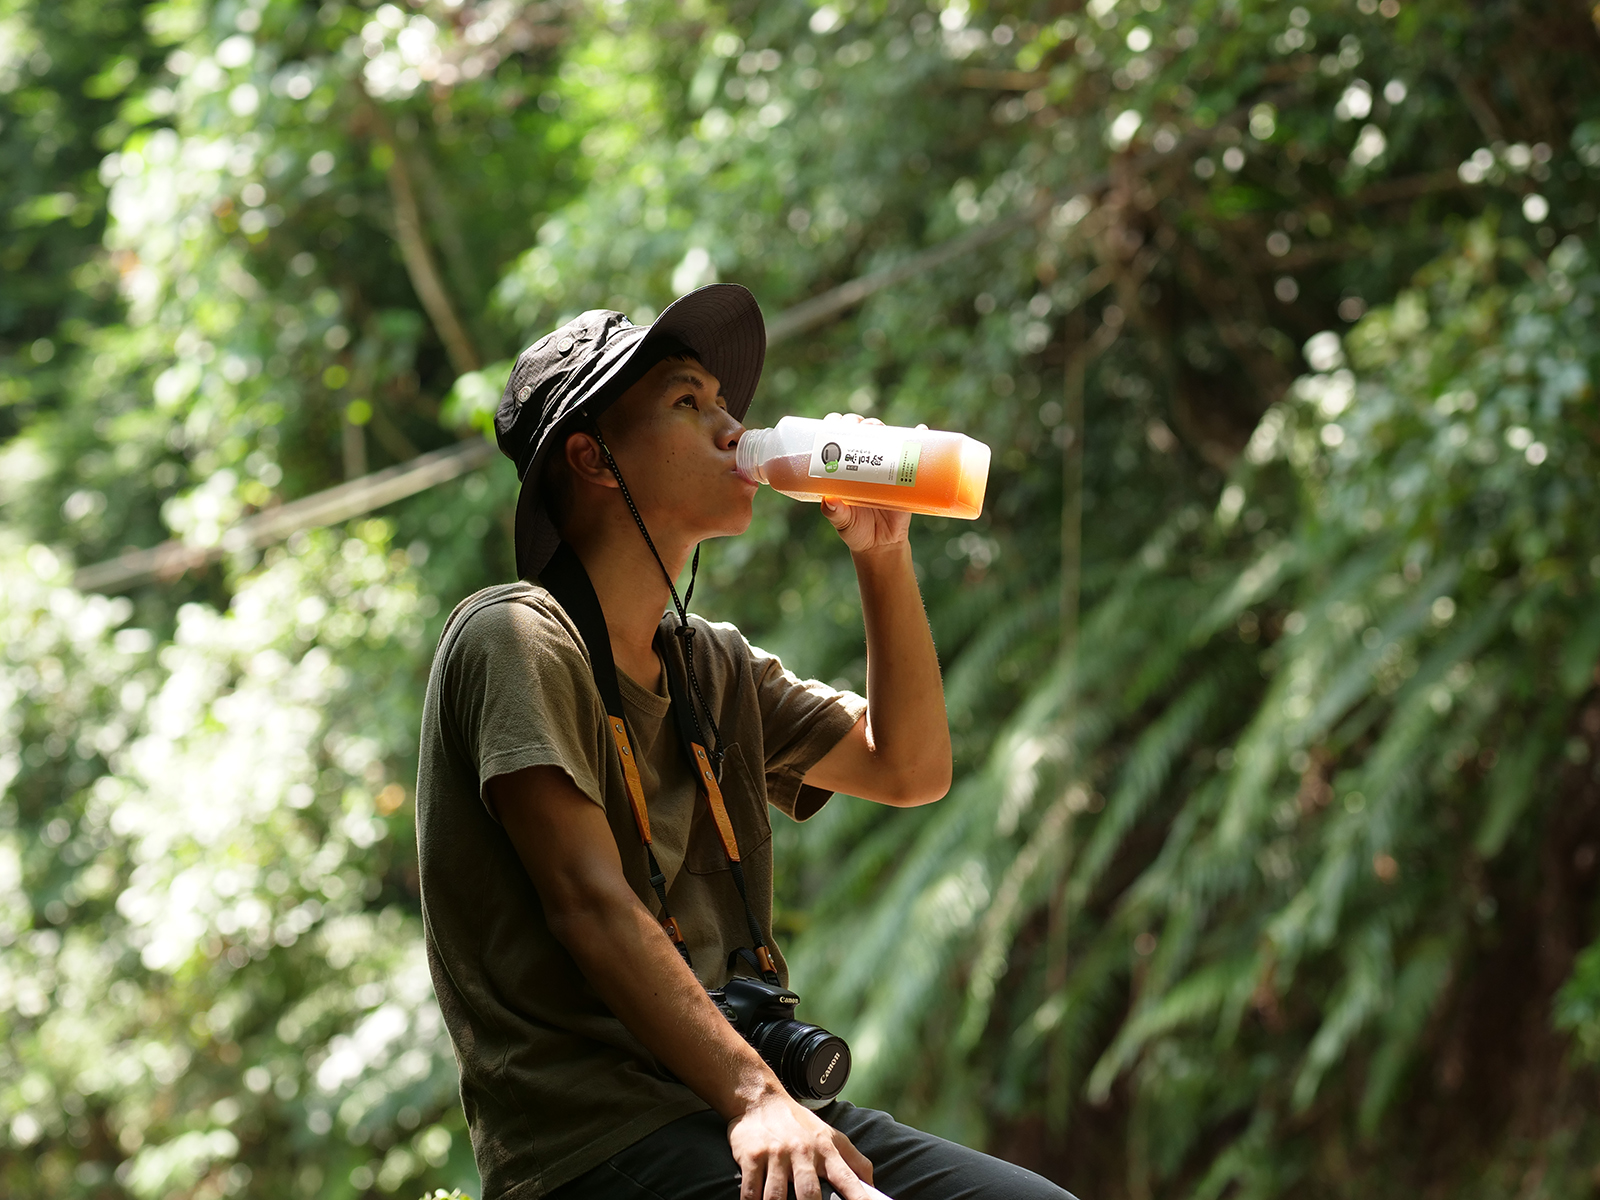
[0,0,156,442]
[2,0,1598,1197]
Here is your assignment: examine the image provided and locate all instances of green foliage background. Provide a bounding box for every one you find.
[3,0,1599,1196]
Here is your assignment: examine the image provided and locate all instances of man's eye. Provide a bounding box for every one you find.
[676,394,697,408]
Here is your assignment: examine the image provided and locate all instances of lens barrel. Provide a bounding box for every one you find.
[710,977,852,1105]
[751,1020,852,1103]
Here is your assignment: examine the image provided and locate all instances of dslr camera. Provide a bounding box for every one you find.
[707,976,851,1106]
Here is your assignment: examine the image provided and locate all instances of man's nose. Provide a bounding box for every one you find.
[717,411,744,451]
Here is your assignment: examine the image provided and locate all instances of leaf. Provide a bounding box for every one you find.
[1559,602,1600,697]
[1359,935,1456,1135]
[1190,540,1298,647]
[1086,956,1254,1103]
[957,789,1073,1048]
[440,361,514,436]
[1291,921,1390,1111]
[1210,185,1281,217]
[1067,674,1221,911]
[1473,710,1568,859]
[1555,936,1600,1063]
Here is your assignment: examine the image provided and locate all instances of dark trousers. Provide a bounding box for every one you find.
[547,1103,1077,1200]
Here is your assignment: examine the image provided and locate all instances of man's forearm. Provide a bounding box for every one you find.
[550,892,783,1119]
[853,542,952,801]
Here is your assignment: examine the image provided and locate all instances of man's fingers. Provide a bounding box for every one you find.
[821,498,854,528]
[822,1148,890,1200]
[792,1157,825,1200]
[832,1129,874,1185]
[738,1157,764,1200]
[762,1159,789,1200]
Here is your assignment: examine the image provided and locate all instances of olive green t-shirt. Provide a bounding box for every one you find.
[415,582,867,1200]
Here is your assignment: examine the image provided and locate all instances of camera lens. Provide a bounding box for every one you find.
[752,1021,852,1102]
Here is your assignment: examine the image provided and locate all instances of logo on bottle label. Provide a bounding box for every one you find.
[809,426,920,487]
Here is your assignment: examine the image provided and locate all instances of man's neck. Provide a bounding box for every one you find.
[565,526,689,694]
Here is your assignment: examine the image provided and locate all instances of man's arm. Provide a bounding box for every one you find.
[490,765,883,1200]
[802,494,954,808]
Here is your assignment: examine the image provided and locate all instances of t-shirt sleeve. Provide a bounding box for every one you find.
[739,634,868,823]
[443,597,608,820]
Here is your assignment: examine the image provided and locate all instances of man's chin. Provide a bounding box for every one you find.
[707,495,756,539]
[718,511,756,539]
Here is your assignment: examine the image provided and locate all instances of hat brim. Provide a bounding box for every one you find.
[513,283,766,579]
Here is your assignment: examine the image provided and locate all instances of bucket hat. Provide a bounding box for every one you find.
[494,283,766,579]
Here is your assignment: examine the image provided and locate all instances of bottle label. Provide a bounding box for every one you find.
[809,426,921,487]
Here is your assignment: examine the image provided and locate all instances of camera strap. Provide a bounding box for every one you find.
[540,542,691,967]
[657,625,782,986]
[541,541,780,985]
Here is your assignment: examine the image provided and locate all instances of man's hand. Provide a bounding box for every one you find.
[818,413,917,556]
[822,494,911,556]
[728,1090,888,1200]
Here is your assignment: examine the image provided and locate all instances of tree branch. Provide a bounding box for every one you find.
[400,130,484,316]
[364,100,482,377]
[71,438,497,593]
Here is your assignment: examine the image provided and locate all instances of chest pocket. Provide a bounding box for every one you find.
[683,743,772,875]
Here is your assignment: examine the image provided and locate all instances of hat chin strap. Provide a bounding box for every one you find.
[590,427,725,775]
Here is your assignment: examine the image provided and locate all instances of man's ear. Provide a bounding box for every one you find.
[563,429,619,491]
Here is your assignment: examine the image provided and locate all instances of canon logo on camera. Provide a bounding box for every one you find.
[819,1051,841,1086]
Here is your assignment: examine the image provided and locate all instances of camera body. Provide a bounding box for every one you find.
[707,976,851,1106]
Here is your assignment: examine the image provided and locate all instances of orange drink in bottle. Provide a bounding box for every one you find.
[736,416,991,519]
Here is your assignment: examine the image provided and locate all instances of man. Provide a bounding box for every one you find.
[416,285,1074,1200]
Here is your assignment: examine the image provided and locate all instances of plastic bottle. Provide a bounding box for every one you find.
[736,415,991,520]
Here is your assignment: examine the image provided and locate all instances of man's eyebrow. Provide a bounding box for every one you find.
[663,369,727,399]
